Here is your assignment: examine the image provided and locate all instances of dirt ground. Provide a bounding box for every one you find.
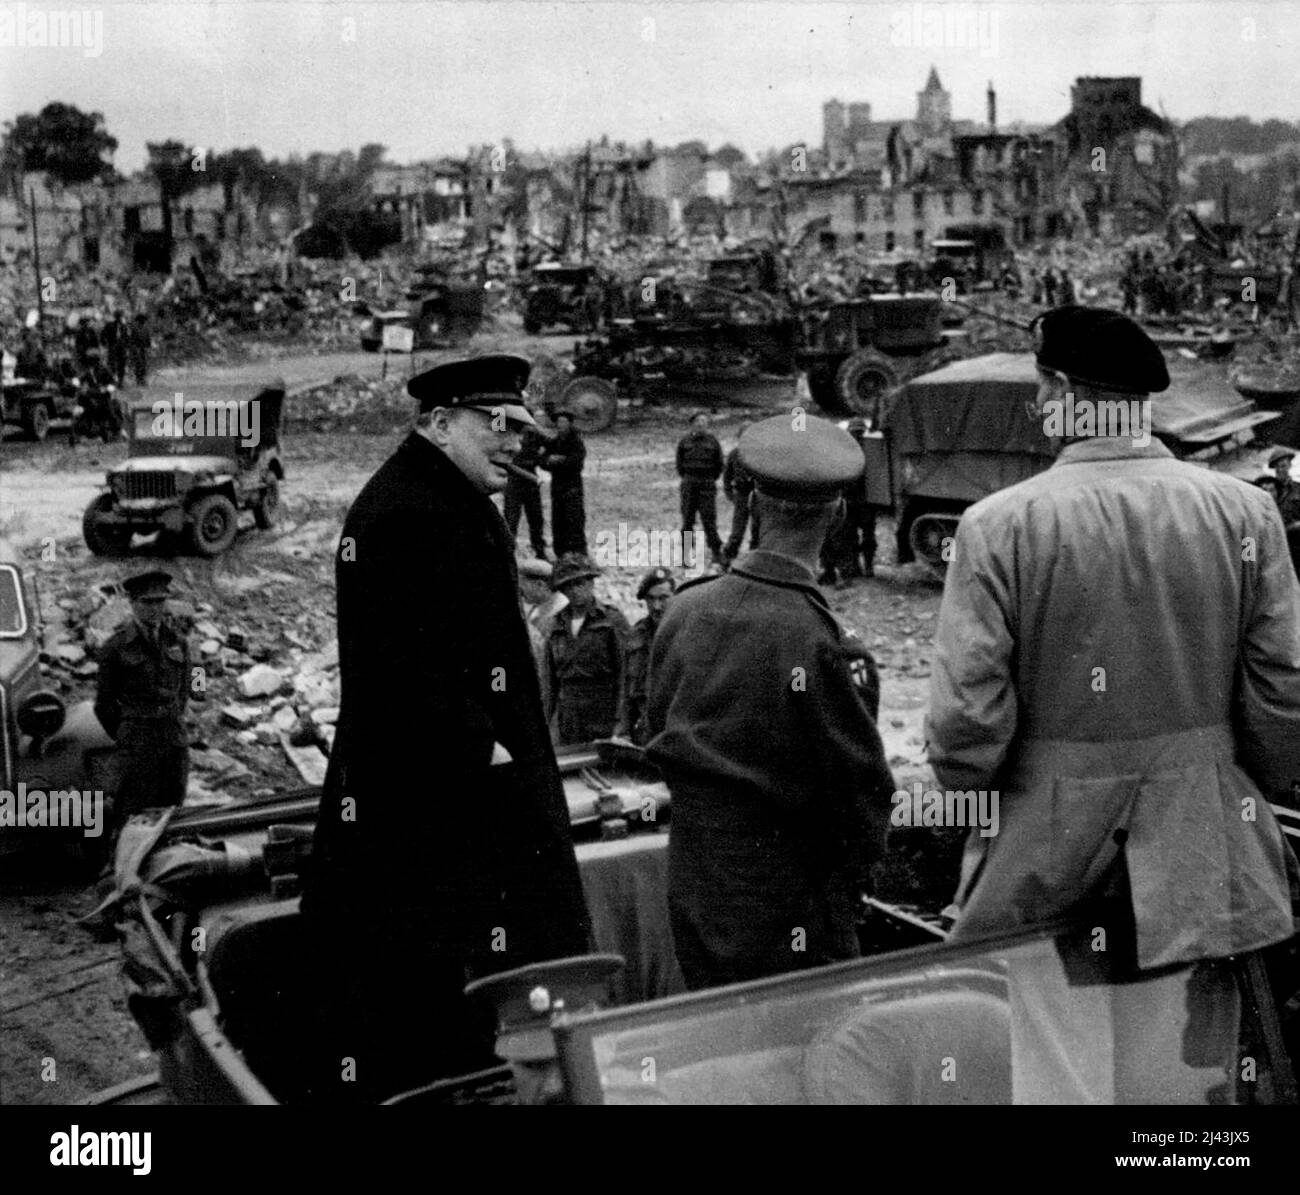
[0,332,947,1105]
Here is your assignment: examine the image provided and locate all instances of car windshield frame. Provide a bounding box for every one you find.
[0,564,29,638]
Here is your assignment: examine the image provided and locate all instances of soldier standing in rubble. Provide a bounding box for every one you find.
[721,421,756,564]
[542,554,629,745]
[676,411,725,567]
[94,570,191,822]
[1261,448,1300,574]
[503,421,553,559]
[541,411,588,556]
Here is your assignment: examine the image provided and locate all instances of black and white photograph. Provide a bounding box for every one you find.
[2,0,1300,1153]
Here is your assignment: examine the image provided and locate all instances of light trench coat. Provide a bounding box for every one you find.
[927,437,1300,969]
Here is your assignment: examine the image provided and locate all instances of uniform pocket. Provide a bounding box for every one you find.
[1048,774,1138,901]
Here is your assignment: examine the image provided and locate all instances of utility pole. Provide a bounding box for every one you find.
[29,186,45,346]
[580,141,591,259]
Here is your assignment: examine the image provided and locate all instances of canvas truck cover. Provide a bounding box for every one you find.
[883,353,1054,504]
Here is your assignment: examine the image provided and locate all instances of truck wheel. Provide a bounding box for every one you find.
[83,494,131,556]
[253,477,280,529]
[24,402,51,442]
[187,493,239,556]
[908,512,962,580]
[835,351,899,418]
[558,376,618,433]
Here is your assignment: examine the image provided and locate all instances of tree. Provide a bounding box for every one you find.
[1,102,117,185]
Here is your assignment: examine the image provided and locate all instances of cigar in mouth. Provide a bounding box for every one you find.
[503,461,541,485]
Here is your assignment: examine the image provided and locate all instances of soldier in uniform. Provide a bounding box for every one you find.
[1261,448,1300,575]
[721,422,756,564]
[127,312,151,386]
[819,417,878,585]
[676,411,725,566]
[93,570,191,823]
[540,412,588,556]
[543,554,629,746]
[303,354,590,1103]
[614,567,676,745]
[503,422,552,559]
[645,416,897,991]
[463,953,625,1105]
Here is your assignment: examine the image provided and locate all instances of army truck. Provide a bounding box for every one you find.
[522,263,607,335]
[0,540,115,855]
[865,353,1283,576]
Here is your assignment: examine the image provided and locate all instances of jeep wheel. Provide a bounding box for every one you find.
[83,494,131,556]
[187,493,239,556]
[835,350,899,418]
[254,477,280,529]
[24,402,51,442]
[558,376,618,433]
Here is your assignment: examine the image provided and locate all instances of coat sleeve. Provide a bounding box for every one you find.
[93,644,122,740]
[709,437,724,479]
[925,512,1019,792]
[809,634,896,890]
[1234,499,1300,797]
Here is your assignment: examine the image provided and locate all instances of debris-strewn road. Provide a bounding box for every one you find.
[0,339,946,1105]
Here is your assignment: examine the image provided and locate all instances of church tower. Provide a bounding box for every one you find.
[916,66,952,136]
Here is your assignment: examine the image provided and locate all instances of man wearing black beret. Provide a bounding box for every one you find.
[303,353,590,1102]
[927,306,1300,1103]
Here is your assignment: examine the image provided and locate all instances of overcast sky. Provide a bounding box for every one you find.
[2,1,1298,172]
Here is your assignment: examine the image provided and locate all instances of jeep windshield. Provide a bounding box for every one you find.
[0,564,26,636]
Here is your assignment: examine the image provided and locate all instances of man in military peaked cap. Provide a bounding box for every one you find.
[928,307,1300,1101]
[464,953,625,1104]
[94,570,190,823]
[304,354,591,1103]
[645,413,897,990]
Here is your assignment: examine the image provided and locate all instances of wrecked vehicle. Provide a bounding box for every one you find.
[523,264,607,335]
[556,288,950,432]
[83,380,286,559]
[94,754,1299,1105]
[863,353,1284,576]
[0,539,115,856]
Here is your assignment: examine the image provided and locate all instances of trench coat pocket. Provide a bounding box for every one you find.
[1123,763,1232,968]
[1048,773,1139,904]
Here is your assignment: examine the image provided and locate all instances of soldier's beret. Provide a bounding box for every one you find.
[1269,448,1295,467]
[636,567,676,599]
[464,953,625,1062]
[123,570,174,600]
[1032,306,1169,395]
[738,414,865,503]
[551,553,601,591]
[407,353,537,426]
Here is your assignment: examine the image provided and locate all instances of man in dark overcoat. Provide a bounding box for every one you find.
[303,354,591,1103]
[540,411,588,556]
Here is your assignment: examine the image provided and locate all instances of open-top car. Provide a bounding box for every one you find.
[83,379,286,558]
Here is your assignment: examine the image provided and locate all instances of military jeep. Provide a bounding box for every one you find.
[83,379,286,558]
